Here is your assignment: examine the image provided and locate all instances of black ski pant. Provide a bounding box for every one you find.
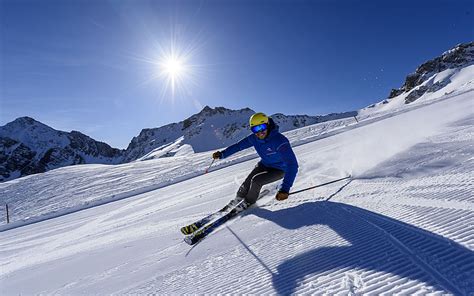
[237,162,285,205]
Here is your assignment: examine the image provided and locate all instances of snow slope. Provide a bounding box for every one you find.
[0,89,473,294]
[359,60,474,116]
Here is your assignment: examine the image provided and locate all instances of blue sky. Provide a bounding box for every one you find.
[1,0,473,148]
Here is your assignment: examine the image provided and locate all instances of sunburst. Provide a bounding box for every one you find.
[130,28,206,106]
[157,50,189,97]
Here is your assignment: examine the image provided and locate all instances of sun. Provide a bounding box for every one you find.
[155,48,193,98]
[162,56,184,77]
[159,54,186,96]
[135,33,204,102]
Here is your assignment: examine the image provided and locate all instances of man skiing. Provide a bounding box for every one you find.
[212,112,299,210]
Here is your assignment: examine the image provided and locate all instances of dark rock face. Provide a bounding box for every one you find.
[0,117,124,182]
[404,78,452,104]
[0,137,36,180]
[387,41,474,102]
[68,131,122,158]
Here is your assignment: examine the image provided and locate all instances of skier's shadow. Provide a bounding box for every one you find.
[249,201,474,295]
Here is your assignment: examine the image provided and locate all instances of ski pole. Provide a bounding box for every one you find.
[289,175,352,196]
[205,159,215,174]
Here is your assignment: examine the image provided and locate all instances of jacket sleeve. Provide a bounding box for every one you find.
[277,140,299,193]
[221,135,253,158]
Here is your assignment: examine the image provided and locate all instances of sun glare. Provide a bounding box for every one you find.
[158,53,188,96]
[135,32,204,102]
[154,46,195,99]
[163,57,184,76]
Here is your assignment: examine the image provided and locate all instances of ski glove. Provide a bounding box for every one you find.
[276,191,289,201]
[212,151,223,159]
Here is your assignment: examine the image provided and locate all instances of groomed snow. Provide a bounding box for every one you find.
[0,90,473,294]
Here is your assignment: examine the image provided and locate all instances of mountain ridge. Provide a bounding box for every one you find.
[0,117,123,182]
[0,109,356,181]
[388,41,474,103]
[123,106,357,162]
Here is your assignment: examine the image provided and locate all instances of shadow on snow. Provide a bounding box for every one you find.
[244,201,473,295]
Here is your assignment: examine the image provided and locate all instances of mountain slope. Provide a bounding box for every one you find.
[123,106,356,162]
[0,90,472,294]
[0,117,123,182]
[0,109,355,182]
[361,41,474,115]
[389,41,474,102]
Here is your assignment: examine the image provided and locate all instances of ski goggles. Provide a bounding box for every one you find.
[251,123,268,134]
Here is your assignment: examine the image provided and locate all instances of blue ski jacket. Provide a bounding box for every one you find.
[221,119,298,193]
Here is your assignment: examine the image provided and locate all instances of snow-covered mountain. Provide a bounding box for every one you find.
[361,41,474,114]
[0,117,123,182]
[123,106,356,162]
[0,109,355,182]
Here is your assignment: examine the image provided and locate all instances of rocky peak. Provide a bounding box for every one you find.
[440,42,474,66]
[199,105,214,114]
[182,106,254,130]
[0,117,124,182]
[388,41,474,100]
[2,116,50,132]
[195,106,236,117]
[11,116,37,125]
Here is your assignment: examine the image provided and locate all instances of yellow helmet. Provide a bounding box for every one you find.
[249,112,269,127]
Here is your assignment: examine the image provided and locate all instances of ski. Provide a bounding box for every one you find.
[184,201,248,245]
[180,189,269,235]
[180,204,231,235]
[183,176,353,245]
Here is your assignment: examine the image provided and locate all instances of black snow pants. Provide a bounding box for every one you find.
[237,162,285,205]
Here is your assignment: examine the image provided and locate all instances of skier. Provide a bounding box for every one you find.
[212,112,299,210]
